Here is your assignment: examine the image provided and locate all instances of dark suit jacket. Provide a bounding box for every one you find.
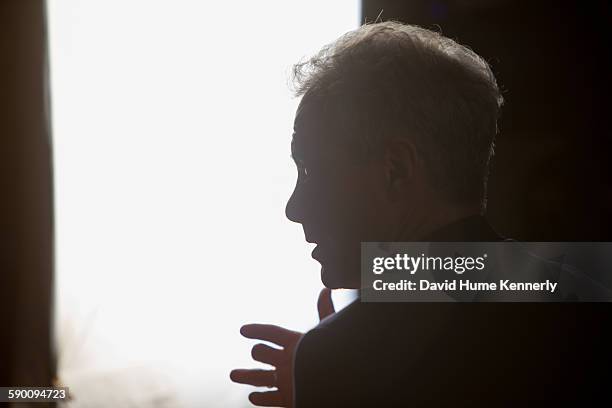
[293,216,611,407]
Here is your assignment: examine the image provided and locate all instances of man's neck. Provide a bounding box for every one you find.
[393,204,481,241]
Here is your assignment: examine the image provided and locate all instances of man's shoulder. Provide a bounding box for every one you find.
[301,300,401,342]
[296,300,383,359]
[293,301,408,407]
[295,300,361,358]
[297,300,449,358]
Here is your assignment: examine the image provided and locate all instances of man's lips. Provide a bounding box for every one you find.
[307,235,330,261]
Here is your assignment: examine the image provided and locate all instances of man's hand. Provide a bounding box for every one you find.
[230,288,335,407]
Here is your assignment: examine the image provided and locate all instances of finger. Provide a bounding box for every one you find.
[230,369,276,387]
[241,324,301,347]
[249,390,284,407]
[252,343,284,366]
[317,288,335,320]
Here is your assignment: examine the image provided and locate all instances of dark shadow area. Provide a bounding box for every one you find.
[0,0,55,394]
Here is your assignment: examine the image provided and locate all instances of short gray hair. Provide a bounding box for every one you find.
[292,21,503,208]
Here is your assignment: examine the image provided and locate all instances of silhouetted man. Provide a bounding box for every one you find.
[231,22,610,407]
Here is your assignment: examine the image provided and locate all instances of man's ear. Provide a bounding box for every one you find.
[383,137,418,198]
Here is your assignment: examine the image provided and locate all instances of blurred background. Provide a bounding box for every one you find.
[1,0,610,407]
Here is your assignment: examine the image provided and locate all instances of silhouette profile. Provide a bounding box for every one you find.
[232,22,611,407]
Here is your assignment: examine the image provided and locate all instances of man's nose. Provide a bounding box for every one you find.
[285,187,303,224]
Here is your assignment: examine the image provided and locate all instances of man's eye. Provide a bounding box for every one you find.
[298,166,310,180]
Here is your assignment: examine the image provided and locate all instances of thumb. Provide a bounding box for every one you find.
[317,288,335,321]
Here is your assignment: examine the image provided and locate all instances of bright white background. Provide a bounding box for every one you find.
[47,1,358,406]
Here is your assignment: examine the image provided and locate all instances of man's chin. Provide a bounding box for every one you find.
[320,265,358,290]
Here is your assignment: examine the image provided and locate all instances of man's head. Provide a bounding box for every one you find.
[285,22,503,289]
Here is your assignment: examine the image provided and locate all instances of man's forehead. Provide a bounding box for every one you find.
[294,96,330,132]
[292,97,341,160]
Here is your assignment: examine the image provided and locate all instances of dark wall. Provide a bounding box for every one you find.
[0,0,55,390]
[362,0,612,241]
